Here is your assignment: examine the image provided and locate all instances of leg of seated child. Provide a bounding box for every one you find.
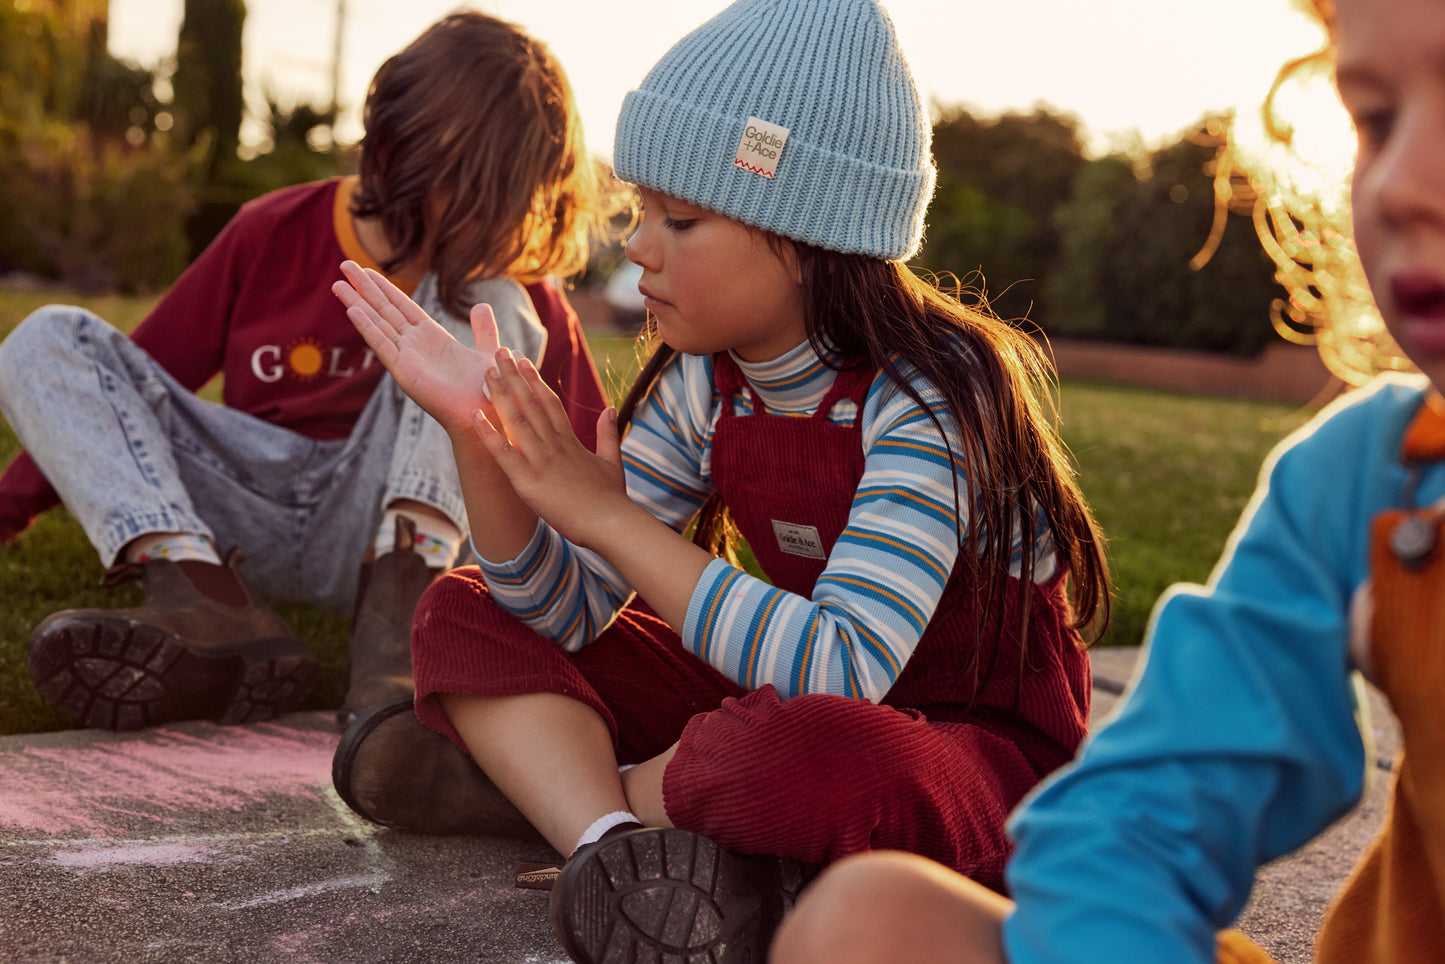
[439,689,634,856]
[771,850,1010,964]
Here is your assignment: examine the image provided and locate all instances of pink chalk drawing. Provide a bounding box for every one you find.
[0,717,338,839]
[47,840,217,872]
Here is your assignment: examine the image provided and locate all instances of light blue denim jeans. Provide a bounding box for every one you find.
[0,305,471,611]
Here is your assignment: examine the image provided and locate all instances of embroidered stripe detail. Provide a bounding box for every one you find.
[621,452,708,501]
[853,486,959,527]
[751,357,829,392]
[792,616,820,697]
[823,574,929,633]
[872,437,957,464]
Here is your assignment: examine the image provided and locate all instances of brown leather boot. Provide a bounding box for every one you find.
[331,695,543,841]
[335,516,436,729]
[549,827,817,964]
[27,550,317,730]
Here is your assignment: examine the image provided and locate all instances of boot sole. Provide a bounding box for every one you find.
[549,827,808,964]
[331,696,543,840]
[28,615,318,730]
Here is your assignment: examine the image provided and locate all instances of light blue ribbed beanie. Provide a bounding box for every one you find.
[613,0,936,262]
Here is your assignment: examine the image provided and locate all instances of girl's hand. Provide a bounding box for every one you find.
[332,260,501,438]
[473,347,632,549]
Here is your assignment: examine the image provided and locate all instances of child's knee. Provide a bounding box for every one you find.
[410,566,488,640]
[0,306,87,379]
[773,852,939,963]
[774,851,1011,964]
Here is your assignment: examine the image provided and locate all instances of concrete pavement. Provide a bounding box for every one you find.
[0,647,1396,963]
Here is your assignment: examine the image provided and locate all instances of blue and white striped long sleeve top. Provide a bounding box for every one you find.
[478,339,1056,702]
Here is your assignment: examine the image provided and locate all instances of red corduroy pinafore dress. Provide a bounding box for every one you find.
[410,353,1090,888]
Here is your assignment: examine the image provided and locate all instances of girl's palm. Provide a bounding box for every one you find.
[332,260,500,436]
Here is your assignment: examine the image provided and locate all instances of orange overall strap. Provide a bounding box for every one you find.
[1315,394,1445,964]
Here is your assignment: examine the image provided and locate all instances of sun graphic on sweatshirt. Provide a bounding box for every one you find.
[286,338,325,380]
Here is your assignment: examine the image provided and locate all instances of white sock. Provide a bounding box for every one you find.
[125,532,221,566]
[374,508,462,568]
[572,810,642,855]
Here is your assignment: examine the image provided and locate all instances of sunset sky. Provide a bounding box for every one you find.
[107,0,1344,168]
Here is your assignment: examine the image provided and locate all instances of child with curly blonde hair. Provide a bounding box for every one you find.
[774,0,1445,960]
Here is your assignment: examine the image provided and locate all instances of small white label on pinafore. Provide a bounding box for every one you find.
[734,117,790,179]
[772,519,826,559]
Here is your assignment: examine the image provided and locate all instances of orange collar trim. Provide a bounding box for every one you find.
[332,176,419,298]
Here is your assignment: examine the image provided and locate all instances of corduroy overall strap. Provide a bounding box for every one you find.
[708,350,873,595]
[709,350,872,422]
[706,353,1089,771]
[1313,394,1445,964]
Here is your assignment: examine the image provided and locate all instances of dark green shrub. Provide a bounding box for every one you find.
[0,117,194,292]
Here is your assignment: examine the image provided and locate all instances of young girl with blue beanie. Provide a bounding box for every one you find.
[773,0,1445,961]
[330,0,1109,960]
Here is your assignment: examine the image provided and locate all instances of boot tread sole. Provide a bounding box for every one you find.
[550,827,805,964]
[28,615,317,730]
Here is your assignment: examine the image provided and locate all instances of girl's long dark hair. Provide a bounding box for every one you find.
[618,241,1111,648]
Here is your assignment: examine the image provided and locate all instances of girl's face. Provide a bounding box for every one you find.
[624,189,807,362]
[1338,0,1445,392]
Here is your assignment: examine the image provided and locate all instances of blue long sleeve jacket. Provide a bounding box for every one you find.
[1003,375,1436,963]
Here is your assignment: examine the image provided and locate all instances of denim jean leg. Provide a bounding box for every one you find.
[382,303,471,531]
[0,307,214,565]
[298,375,469,613]
[382,380,469,528]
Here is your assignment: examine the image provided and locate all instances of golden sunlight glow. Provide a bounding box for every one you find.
[1224,27,1410,385]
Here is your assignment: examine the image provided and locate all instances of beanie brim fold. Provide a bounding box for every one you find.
[615,89,934,262]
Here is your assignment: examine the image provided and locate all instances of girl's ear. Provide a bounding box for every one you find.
[780,238,803,286]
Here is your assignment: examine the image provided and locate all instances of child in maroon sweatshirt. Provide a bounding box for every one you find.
[0,11,624,732]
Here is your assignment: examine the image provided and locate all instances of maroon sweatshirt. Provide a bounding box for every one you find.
[0,177,606,543]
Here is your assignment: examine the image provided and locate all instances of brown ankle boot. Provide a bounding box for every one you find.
[332,695,543,841]
[549,827,817,964]
[336,516,436,729]
[27,550,317,730]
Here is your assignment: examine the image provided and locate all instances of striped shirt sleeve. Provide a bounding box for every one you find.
[682,374,973,701]
[479,352,1053,695]
[476,354,717,650]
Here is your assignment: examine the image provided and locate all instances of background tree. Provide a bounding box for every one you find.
[238,96,343,196]
[1040,154,1137,339]
[0,0,192,291]
[170,0,245,181]
[921,106,1087,324]
[1,10,1283,355]
[0,0,341,292]
[169,0,252,254]
[1040,117,1286,356]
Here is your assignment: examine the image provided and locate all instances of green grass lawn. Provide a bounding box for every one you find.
[1058,382,1309,647]
[0,288,1312,735]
